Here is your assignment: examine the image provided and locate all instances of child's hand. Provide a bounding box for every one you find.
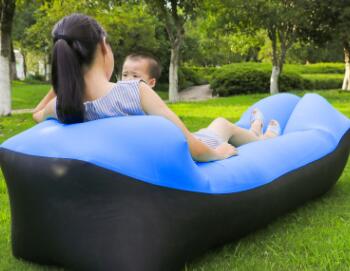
[215,143,238,160]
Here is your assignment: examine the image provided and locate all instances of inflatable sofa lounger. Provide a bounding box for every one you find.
[0,93,349,271]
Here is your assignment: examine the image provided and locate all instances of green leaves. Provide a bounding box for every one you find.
[16,0,170,76]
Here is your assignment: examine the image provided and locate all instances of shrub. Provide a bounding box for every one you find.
[215,62,344,74]
[24,74,47,84]
[209,63,344,96]
[163,62,343,96]
[284,63,344,74]
[300,74,343,89]
[178,65,217,90]
[210,68,306,96]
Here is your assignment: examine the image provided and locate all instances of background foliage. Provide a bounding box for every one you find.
[12,0,348,90]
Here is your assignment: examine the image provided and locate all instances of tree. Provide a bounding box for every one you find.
[335,5,350,91]
[12,0,42,79]
[144,0,198,102]
[24,0,167,80]
[286,40,343,64]
[217,0,310,94]
[0,0,16,116]
[182,15,265,66]
[297,0,350,90]
[99,2,167,78]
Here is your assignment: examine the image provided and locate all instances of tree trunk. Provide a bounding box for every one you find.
[342,42,350,91]
[269,30,280,94]
[0,0,16,116]
[10,40,17,80]
[22,50,27,78]
[45,53,52,82]
[270,65,280,95]
[169,43,180,102]
[0,51,11,115]
[273,40,288,94]
[270,40,280,94]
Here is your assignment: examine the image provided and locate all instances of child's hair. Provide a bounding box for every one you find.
[51,13,106,124]
[125,52,162,80]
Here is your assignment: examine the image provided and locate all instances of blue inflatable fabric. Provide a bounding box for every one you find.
[1,93,349,194]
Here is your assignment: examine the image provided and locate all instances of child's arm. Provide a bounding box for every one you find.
[139,82,236,162]
[33,88,56,113]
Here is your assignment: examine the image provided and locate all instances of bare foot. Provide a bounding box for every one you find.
[250,108,263,137]
[262,120,281,139]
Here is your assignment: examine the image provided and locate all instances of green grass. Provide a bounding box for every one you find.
[1,85,350,270]
[12,81,51,110]
[11,80,169,109]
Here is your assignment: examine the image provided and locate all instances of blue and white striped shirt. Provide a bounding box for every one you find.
[83,80,145,121]
[53,80,145,121]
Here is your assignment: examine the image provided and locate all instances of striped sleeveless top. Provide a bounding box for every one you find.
[53,80,145,121]
[53,79,223,149]
[83,80,145,121]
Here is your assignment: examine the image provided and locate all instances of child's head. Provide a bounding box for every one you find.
[122,53,161,88]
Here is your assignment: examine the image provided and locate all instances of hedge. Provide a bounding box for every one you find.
[208,63,344,96]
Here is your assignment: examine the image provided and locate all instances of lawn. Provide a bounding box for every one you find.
[11,81,51,110]
[1,83,350,270]
[11,80,169,110]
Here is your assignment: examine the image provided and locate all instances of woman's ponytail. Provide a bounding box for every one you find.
[51,14,106,124]
[52,39,85,124]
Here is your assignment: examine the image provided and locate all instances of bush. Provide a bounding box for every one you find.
[210,68,306,96]
[209,63,344,96]
[285,63,344,74]
[162,62,343,96]
[300,74,343,89]
[214,62,345,74]
[178,65,217,90]
[23,74,47,84]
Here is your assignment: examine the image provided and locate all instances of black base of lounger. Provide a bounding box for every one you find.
[1,130,350,271]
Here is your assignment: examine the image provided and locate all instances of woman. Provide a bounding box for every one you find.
[33,13,280,162]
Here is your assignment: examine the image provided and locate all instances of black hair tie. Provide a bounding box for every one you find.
[54,34,72,43]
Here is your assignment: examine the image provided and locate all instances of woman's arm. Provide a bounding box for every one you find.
[139,82,236,162]
[33,98,56,123]
[33,88,56,113]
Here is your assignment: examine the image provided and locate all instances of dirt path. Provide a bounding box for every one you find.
[179,84,214,101]
[12,109,33,114]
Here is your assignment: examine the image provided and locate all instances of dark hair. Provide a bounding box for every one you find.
[51,13,106,124]
[125,52,162,80]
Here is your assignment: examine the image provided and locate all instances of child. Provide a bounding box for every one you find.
[122,53,161,89]
[120,53,280,150]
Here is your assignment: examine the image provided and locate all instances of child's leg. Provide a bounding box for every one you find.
[206,117,260,147]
